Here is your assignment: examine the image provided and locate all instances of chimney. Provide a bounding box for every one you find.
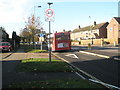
[94,21,96,27]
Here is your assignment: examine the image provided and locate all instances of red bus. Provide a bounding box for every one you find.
[52,32,71,51]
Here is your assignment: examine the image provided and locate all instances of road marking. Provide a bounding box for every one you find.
[65,54,79,59]
[75,72,86,80]
[114,58,120,60]
[79,51,110,58]
[89,79,120,90]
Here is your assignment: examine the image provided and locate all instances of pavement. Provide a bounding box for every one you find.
[2,46,80,88]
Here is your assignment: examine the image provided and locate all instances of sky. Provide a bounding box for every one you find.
[0,0,119,38]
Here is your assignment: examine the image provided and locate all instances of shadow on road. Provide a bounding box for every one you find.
[70,58,120,88]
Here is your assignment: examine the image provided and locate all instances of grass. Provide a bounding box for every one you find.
[9,79,105,88]
[12,58,106,89]
[19,58,74,72]
[27,49,47,53]
[23,45,33,52]
[22,45,47,53]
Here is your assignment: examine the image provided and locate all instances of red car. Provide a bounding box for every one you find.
[0,42,12,52]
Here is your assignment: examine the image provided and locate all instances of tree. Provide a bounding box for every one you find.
[12,31,21,49]
[19,28,31,44]
[12,31,17,40]
[25,15,43,48]
[0,27,5,31]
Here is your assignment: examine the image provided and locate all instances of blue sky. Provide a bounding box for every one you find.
[0,0,119,38]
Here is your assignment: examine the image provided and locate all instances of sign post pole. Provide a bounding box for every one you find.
[41,41,42,50]
[46,2,53,63]
[49,20,51,62]
[39,34,44,50]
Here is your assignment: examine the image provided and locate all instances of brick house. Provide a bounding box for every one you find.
[71,22,109,41]
[107,17,120,44]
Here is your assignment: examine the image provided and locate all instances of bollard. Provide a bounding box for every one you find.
[101,41,103,47]
[88,43,91,50]
[114,41,116,47]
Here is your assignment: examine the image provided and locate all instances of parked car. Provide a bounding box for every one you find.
[0,42,12,52]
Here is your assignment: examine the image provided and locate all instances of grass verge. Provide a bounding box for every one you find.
[9,79,105,88]
[22,45,47,53]
[19,58,74,72]
[27,49,47,53]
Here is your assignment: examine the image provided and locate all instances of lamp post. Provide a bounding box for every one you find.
[34,6,41,17]
[88,16,91,49]
[33,5,41,49]
[47,2,53,63]
[36,6,43,50]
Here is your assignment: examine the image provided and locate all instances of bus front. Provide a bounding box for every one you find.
[52,32,71,51]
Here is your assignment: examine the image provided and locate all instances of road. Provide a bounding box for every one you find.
[53,45,120,89]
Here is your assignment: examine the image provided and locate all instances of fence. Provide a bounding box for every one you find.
[72,38,110,45]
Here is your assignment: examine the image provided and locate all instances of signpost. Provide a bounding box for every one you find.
[45,8,54,22]
[46,2,54,63]
[39,33,44,50]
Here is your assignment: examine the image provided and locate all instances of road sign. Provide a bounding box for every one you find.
[40,33,44,37]
[45,8,54,22]
[45,9,54,17]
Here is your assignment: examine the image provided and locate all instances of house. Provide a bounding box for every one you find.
[0,27,9,42]
[107,17,120,44]
[71,22,109,41]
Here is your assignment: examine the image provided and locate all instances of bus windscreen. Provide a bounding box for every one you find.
[56,35,70,40]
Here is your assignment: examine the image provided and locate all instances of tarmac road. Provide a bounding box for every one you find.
[53,45,120,89]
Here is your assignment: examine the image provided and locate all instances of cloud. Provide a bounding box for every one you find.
[0,0,33,24]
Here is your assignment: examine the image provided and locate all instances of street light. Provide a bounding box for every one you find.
[88,16,91,49]
[47,2,53,63]
[47,2,53,8]
[33,5,41,49]
[34,5,42,17]
[38,6,41,8]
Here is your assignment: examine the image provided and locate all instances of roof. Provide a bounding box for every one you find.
[72,22,108,33]
[114,17,120,24]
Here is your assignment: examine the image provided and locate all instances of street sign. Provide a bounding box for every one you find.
[45,8,54,22]
[40,33,44,37]
[45,9,54,17]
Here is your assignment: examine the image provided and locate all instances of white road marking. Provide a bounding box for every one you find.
[89,79,120,90]
[65,54,79,59]
[79,51,110,58]
[75,72,86,80]
[114,58,120,60]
